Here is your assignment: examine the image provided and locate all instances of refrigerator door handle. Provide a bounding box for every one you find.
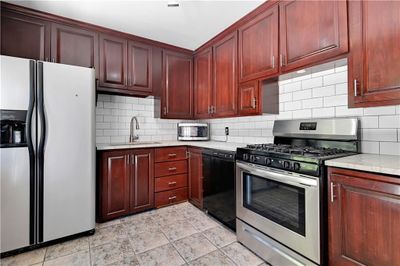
[37,62,46,242]
[27,60,37,245]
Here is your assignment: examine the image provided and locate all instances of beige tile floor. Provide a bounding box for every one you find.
[1,202,266,266]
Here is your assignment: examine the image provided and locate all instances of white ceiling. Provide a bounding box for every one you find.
[8,0,265,50]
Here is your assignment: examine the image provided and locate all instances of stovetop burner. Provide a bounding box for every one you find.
[245,143,348,158]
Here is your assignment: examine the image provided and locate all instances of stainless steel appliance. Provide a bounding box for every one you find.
[0,55,96,255]
[177,122,209,141]
[202,148,236,230]
[236,118,359,266]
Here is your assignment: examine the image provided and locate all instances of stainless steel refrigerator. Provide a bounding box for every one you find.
[0,55,95,254]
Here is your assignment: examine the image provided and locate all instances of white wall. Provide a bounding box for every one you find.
[205,59,400,155]
[96,58,400,155]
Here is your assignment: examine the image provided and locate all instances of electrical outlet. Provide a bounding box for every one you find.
[225,127,229,136]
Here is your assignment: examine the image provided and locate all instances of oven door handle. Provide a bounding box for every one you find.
[236,161,318,188]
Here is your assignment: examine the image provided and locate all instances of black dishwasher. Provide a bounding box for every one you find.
[202,148,236,231]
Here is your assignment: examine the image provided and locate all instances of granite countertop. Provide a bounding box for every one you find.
[96,140,247,152]
[325,154,400,177]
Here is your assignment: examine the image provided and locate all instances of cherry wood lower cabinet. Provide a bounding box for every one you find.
[348,0,400,107]
[97,149,154,222]
[328,167,400,265]
[154,147,188,208]
[188,148,203,209]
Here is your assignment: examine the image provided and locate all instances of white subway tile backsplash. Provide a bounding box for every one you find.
[323,71,347,86]
[312,85,335,98]
[363,106,397,116]
[96,59,400,155]
[302,77,323,89]
[293,89,312,100]
[379,142,400,156]
[324,95,347,107]
[312,107,335,118]
[379,115,400,129]
[362,129,397,142]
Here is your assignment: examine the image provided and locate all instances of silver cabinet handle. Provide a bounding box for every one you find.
[212,106,216,113]
[354,79,358,97]
[330,182,336,203]
[208,106,210,114]
[168,181,177,186]
[168,167,177,171]
[251,97,257,109]
[168,196,177,201]
[280,54,285,67]
[272,55,275,69]
[168,153,176,157]
[163,106,167,115]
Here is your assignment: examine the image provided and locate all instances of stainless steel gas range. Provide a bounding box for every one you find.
[235,118,359,266]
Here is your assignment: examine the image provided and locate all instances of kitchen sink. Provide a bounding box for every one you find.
[110,141,161,146]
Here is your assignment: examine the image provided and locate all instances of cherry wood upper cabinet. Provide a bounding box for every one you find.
[99,34,127,89]
[348,1,400,108]
[213,32,238,118]
[188,148,203,209]
[194,48,213,119]
[279,0,348,72]
[129,149,154,213]
[98,150,130,221]
[1,10,50,61]
[51,23,98,77]
[162,50,193,119]
[127,41,152,94]
[328,167,400,265]
[238,80,260,116]
[238,4,279,82]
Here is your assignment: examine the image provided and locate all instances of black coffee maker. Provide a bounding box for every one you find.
[0,110,26,146]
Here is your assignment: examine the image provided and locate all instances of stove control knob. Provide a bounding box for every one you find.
[284,161,291,169]
[243,154,249,160]
[249,155,255,162]
[293,163,301,171]
[265,158,272,166]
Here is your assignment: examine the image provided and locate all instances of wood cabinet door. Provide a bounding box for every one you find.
[328,168,400,266]
[162,51,193,119]
[1,10,50,61]
[213,32,238,118]
[348,1,400,108]
[130,149,154,213]
[194,48,213,119]
[279,0,348,72]
[188,148,203,209]
[100,151,130,221]
[99,34,127,89]
[127,41,152,94]
[238,5,279,82]
[239,80,260,116]
[51,23,98,77]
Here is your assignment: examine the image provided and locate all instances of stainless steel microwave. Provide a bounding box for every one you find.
[177,123,209,141]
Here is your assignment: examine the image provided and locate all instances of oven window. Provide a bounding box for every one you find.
[243,172,305,236]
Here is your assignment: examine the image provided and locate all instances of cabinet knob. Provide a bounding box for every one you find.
[168,196,177,201]
[271,55,275,69]
[251,97,257,109]
[280,54,285,67]
[163,106,167,115]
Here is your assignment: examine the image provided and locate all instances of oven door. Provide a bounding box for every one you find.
[236,161,320,264]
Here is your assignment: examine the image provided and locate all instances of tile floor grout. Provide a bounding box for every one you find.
[1,202,265,266]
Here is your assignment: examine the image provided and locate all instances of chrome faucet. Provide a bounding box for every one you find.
[129,116,140,142]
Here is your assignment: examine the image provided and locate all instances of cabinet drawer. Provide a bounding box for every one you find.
[155,187,188,208]
[155,147,187,162]
[155,160,187,177]
[155,174,188,192]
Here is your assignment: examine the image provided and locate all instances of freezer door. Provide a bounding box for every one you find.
[0,56,34,252]
[39,62,95,242]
